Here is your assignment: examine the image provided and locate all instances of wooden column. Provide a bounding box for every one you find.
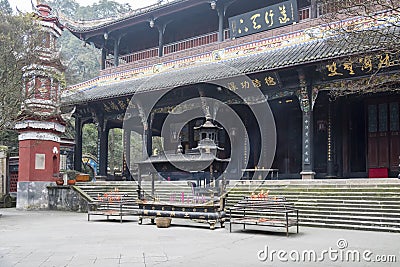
[217,6,225,42]
[310,0,318,19]
[189,120,195,149]
[298,73,315,180]
[96,113,109,177]
[123,129,131,179]
[156,23,167,57]
[101,48,106,70]
[326,100,336,178]
[113,36,121,67]
[74,116,83,172]
[143,114,153,159]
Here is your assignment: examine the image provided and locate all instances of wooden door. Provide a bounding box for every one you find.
[367,101,400,173]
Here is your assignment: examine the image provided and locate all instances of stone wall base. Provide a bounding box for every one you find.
[47,186,88,212]
[16,181,53,210]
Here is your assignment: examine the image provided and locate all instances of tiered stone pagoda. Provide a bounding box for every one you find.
[15,3,66,209]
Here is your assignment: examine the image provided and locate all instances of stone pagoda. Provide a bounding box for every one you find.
[15,2,65,209]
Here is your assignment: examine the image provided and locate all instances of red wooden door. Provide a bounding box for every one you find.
[367,101,400,173]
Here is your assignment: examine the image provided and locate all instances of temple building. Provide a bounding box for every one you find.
[62,0,400,180]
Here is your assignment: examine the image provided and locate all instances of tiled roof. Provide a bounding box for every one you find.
[62,34,376,105]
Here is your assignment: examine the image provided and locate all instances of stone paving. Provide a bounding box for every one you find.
[0,208,399,267]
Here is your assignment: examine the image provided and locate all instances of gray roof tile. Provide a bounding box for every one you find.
[62,35,378,105]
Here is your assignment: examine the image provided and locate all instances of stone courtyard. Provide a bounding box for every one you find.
[0,209,399,267]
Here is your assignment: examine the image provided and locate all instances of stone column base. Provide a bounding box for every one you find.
[94,175,107,181]
[16,181,53,210]
[300,171,316,180]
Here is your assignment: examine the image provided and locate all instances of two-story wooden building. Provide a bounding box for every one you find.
[63,0,400,180]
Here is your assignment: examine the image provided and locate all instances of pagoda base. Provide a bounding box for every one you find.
[16,181,53,210]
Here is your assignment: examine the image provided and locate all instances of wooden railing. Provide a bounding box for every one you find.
[106,47,158,68]
[99,17,320,76]
[99,6,325,75]
[163,29,230,55]
[103,5,316,71]
[106,29,230,69]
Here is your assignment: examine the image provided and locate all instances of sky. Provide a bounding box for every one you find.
[8,0,159,12]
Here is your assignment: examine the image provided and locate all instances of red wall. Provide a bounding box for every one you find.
[18,139,60,182]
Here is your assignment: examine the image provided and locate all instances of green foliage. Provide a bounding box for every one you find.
[82,123,98,157]
[129,131,144,169]
[76,0,131,20]
[108,128,123,171]
[0,0,12,15]
[59,31,101,85]
[0,0,135,169]
[0,130,18,155]
[42,0,132,85]
[46,0,79,17]
[0,11,41,132]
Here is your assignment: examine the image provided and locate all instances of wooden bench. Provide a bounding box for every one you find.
[228,196,299,236]
[87,192,139,223]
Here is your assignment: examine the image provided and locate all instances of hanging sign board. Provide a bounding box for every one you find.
[229,0,299,38]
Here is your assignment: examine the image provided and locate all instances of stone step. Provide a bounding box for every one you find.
[298,221,400,232]
[227,179,400,185]
[293,201,399,208]
[226,200,400,211]
[74,180,400,232]
[227,205,400,216]
[297,211,400,222]
[228,190,400,197]
[226,188,400,193]
[226,189,400,195]
[293,204,400,213]
[226,198,400,208]
[298,216,400,228]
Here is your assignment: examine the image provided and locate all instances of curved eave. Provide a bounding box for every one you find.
[39,17,64,31]
[62,34,381,106]
[33,8,64,30]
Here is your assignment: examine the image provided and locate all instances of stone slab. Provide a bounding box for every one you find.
[16,181,53,210]
[0,209,400,267]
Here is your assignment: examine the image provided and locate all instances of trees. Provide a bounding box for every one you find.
[76,0,131,20]
[43,0,132,85]
[41,0,133,170]
[0,0,12,14]
[0,3,41,133]
[318,0,400,51]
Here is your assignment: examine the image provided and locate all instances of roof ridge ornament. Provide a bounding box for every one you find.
[30,0,36,10]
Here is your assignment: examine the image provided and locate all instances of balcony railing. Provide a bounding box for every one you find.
[106,29,230,68]
[103,6,315,72]
[163,29,230,55]
[106,47,158,68]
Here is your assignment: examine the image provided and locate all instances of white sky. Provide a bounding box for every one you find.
[8,0,159,12]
